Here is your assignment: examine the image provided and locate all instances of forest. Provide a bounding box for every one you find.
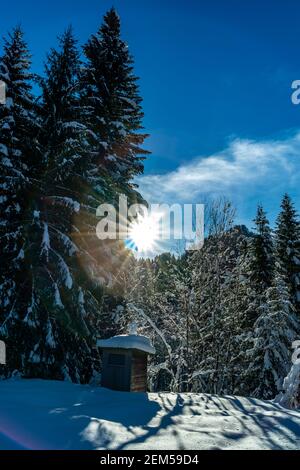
[0,7,299,406]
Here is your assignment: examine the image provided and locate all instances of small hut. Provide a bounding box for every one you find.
[97,326,155,392]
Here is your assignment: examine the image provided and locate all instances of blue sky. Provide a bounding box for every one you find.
[1,0,300,230]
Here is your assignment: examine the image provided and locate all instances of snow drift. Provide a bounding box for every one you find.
[0,379,300,450]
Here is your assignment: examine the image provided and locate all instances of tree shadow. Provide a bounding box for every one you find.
[47,386,162,449]
[1,380,300,450]
[73,391,300,450]
[116,393,190,450]
[212,395,300,449]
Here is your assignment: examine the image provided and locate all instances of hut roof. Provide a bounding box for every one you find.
[97,334,155,355]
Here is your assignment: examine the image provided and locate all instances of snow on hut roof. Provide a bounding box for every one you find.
[97,334,156,354]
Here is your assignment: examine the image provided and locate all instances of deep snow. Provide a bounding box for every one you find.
[0,379,299,450]
[97,334,156,354]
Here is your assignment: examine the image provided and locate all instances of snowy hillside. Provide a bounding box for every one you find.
[0,379,299,450]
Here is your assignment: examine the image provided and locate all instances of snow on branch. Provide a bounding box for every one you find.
[50,249,73,289]
[40,222,50,261]
[127,303,172,357]
[42,196,80,213]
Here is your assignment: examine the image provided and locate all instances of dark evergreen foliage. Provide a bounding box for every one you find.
[0,27,39,377]
[0,11,148,382]
[81,7,149,202]
[275,194,300,313]
[249,205,274,291]
[0,14,299,403]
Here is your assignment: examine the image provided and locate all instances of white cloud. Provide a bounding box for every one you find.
[137,132,300,203]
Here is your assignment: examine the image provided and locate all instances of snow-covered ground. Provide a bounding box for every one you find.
[0,379,299,450]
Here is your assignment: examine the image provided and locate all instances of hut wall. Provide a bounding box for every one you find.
[130,350,147,392]
[101,348,131,391]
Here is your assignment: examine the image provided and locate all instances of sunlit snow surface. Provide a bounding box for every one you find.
[0,379,299,450]
[97,334,155,355]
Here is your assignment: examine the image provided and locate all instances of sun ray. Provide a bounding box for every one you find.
[127,212,161,253]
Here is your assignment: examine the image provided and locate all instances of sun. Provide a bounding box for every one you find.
[128,213,160,252]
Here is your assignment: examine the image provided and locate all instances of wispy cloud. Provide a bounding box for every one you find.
[137,132,300,204]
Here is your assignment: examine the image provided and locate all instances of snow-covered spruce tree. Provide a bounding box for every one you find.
[81,7,149,204]
[275,194,300,315]
[249,205,274,291]
[276,360,300,409]
[246,273,299,399]
[20,28,103,382]
[0,13,149,381]
[188,225,251,395]
[235,206,275,395]
[241,205,274,330]
[77,7,150,332]
[0,27,39,377]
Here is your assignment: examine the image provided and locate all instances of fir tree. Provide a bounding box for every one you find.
[275,194,300,313]
[247,274,299,399]
[0,14,149,383]
[276,360,300,409]
[239,206,274,332]
[78,8,151,295]
[37,26,88,183]
[81,7,149,202]
[21,27,104,382]
[249,205,274,290]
